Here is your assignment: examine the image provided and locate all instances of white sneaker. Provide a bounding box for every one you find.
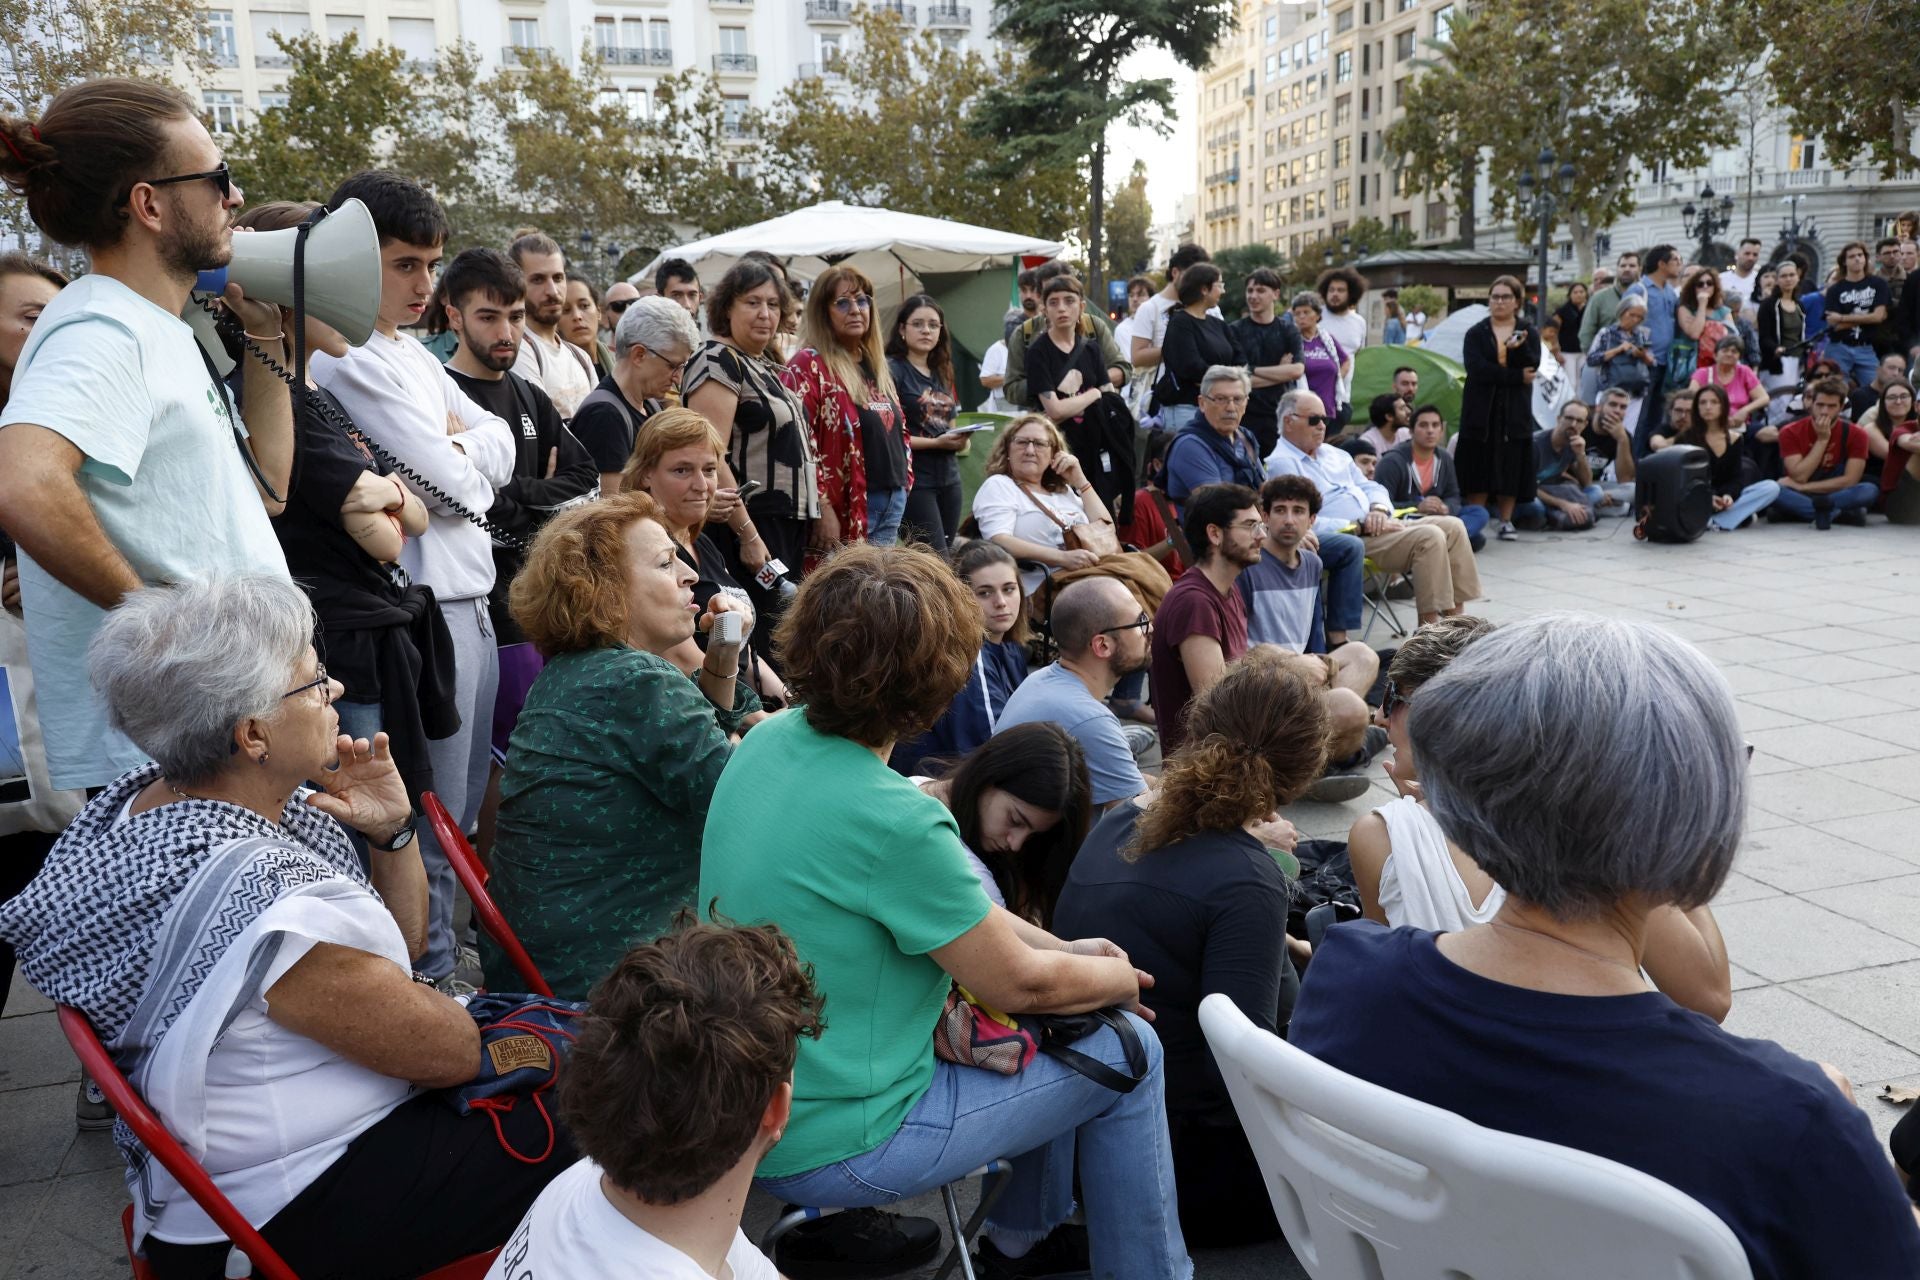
[1496,521,1519,542]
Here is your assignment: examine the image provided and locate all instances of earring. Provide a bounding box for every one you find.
[258,752,270,765]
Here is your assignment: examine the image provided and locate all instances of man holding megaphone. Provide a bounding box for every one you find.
[0,78,297,792]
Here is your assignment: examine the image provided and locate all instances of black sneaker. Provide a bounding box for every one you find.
[774,1207,941,1279]
[975,1223,1091,1278]
[1837,507,1868,527]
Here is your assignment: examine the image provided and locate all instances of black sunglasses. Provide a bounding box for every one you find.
[1289,412,1329,427]
[1381,678,1408,717]
[608,299,634,315]
[140,163,233,201]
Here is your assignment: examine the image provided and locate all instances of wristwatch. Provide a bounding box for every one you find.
[371,818,417,853]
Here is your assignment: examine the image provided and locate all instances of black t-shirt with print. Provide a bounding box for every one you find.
[1825,276,1891,345]
[889,357,959,488]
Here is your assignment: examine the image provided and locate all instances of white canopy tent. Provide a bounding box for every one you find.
[633,200,1065,322]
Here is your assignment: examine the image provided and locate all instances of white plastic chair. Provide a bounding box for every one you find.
[1198,994,1752,1280]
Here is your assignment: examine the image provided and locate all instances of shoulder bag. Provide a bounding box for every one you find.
[1019,482,1120,558]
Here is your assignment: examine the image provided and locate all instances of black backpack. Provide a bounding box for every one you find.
[1632,444,1714,543]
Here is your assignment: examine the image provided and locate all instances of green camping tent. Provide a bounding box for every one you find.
[1350,345,1467,434]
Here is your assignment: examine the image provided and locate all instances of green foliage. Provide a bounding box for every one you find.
[1386,0,1759,242]
[764,11,1082,240]
[1755,0,1917,175]
[643,70,789,241]
[1289,218,1415,283]
[1397,283,1445,319]
[227,32,410,204]
[0,0,210,115]
[1103,161,1153,280]
[1210,243,1283,320]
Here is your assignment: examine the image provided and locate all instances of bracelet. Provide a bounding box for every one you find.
[740,528,763,546]
[1076,483,1093,494]
[244,330,286,343]
[702,663,739,681]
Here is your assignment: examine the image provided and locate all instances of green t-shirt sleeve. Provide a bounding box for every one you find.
[863,791,994,957]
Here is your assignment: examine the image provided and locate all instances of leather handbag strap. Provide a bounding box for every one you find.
[1018,482,1075,532]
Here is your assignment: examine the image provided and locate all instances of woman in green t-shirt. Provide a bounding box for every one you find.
[700,544,1191,1280]
[487,492,759,999]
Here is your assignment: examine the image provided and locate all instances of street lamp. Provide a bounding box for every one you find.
[1680,183,1736,264]
[1516,148,1575,325]
[1779,194,1806,259]
[1593,230,1612,263]
[578,228,596,283]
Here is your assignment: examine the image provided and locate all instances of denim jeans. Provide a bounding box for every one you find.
[417,597,498,981]
[1457,503,1491,549]
[866,486,909,546]
[1708,479,1781,530]
[331,700,384,873]
[1826,341,1880,389]
[1316,531,1365,638]
[1513,483,1602,530]
[1771,479,1879,521]
[1160,404,1199,434]
[757,1015,1192,1280]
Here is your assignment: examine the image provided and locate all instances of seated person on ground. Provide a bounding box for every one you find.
[1874,381,1920,524]
[1054,650,1329,1249]
[1355,392,1408,455]
[1648,385,1696,453]
[913,721,1092,926]
[1148,482,1261,757]
[490,919,819,1280]
[1117,427,1189,576]
[1266,389,1480,628]
[0,577,572,1280]
[892,540,1032,776]
[1774,376,1878,527]
[1677,384,1783,532]
[1515,400,1602,530]
[969,414,1113,597]
[1294,615,1920,1279]
[1581,387,1640,507]
[489,492,759,1000]
[999,575,1153,810]
[699,544,1192,1280]
[1373,404,1489,548]
[1347,617,1732,1020]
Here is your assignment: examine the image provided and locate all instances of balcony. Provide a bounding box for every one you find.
[204,51,239,67]
[805,0,855,21]
[925,3,970,24]
[1205,203,1241,222]
[713,52,758,72]
[601,45,674,65]
[876,0,916,19]
[254,53,291,68]
[723,119,754,138]
[500,44,553,66]
[712,0,753,5]
[797,59,847,78]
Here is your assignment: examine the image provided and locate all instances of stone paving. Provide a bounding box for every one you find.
[4,516,1919,1279]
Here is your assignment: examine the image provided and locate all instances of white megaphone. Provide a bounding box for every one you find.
[184,197,383,376]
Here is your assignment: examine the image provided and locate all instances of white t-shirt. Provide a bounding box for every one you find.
[313,332,517,601]
[513,329,595,420]
[977,341,1013,415]
[0,274,290,789]
[1719,267,1760,318]
[1321,309,1367,408]
[487,1158,779,1280]
[969,473,1090,594]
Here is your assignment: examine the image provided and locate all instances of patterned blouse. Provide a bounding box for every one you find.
[783,348,911,564]
[487,646,759,999]
[682,339,820,522]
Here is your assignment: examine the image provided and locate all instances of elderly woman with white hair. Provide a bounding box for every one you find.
[572,294,702,495]
[1162,364,1266,511]
[0,576,572,1280]
[1292,614,1920,1278]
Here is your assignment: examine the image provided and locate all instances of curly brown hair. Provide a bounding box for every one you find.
[509,490,664,657]
[558,915,825,1205]
[1126,649,1331,857]
[774,542,983,748]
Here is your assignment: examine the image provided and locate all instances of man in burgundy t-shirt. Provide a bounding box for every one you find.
[1774,377,1878,527]
[1149,482,1262,755]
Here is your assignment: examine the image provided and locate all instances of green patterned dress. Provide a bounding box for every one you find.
[485,645,758,997]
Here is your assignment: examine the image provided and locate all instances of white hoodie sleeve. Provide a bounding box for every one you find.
[440,372,518,489]
[313,343,499,515]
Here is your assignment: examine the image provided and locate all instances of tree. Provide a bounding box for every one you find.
[226,32,414,203]
[1289,218,1415,286]
[1103,160,1153,281]
[1755,0,1918,176]
[644,70,792,242]
[1387,0,1759,276]
[0,0,210,116]
[765,11,1082,239]
[973,0,1238,301]
[393,42,513,250]
[1210,243,1282,321]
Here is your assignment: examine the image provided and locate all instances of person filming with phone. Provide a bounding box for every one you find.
[0,79,296,793]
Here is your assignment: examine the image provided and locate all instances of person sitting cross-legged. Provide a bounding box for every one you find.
[1265,388,1479,627]
[486,919,820,1280]
[1162,365,1267,515]
[1373,404,1488,549]
[1295,615,1920,1280]
[1773,375,1879,528]
[1147,482,1262,758]
[1512,400,1603,531]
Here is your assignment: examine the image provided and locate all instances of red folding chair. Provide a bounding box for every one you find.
[57,1005,497,1280]
[421,791,553,997]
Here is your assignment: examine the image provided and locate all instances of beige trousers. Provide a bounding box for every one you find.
[1359,516,1481,617]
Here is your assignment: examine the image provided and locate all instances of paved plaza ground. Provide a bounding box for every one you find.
[4,516,1919,1279]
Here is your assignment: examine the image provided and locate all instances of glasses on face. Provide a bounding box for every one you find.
[904,319,942,333]
[1289,412,1330,427]
[1097,613,1153,638]
[641,346,691,377]
[1489,292,1517,304]
[1203,394,1248,408]
[1381,677,1409,717]
[139,163,233,202]
[284,663,333,706]
[1010,437,1053,453]
[831,293,873,315]
[608,299,634,315]
[1226,518,1265,534]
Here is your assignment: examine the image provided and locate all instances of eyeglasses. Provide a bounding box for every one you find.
[1097,613,1153,637]
[608,299,634,315]
[904,319,942,332]
[1203,394,1248,408]
[283,663,333,706]
[1226,518,1265,533]
[831,293,873,314]
[640,346,691,377]
[1381,677,1409,717]
[1010,437,1053,452]
[1288,412,1330,427]
[139,163,232,201]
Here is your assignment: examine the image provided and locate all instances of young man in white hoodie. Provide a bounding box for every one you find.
[312,170,518,989]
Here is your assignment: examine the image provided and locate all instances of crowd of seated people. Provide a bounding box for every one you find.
[7,90,1920,1280]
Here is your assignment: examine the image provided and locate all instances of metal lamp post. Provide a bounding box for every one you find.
[578,229,596,284]
[1517,148,1576,325]
[1680,184,1736,265]
[1779,194,1806,260]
